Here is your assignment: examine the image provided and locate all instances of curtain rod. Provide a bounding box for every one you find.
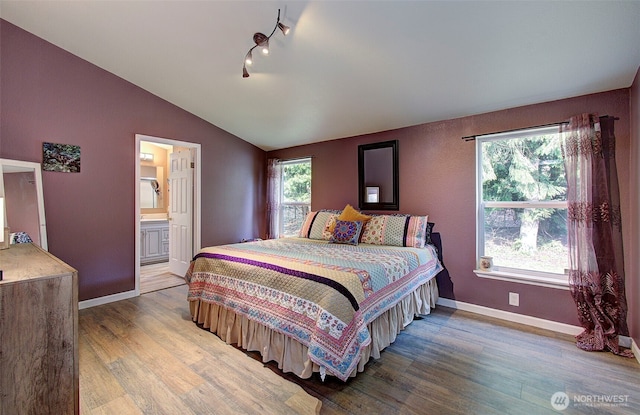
[462,121,568,142]
[274,156,315,163]
[461,115,618,142]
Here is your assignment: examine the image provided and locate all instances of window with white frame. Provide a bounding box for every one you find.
[279,158,311,237]
[476,126,568,286]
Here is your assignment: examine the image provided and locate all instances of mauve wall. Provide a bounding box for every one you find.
[630,67,640,346]
[269,89,635,328]
[0,20,266,301]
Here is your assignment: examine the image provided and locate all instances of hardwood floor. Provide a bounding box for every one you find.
[140,262,185,294]
[80,285,639,415]
[79,284,321,415]
[279,309,640,415]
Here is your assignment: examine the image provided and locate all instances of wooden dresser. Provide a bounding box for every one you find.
[0,243,78,415]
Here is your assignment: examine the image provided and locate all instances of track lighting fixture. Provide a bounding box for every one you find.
[242,9,290,78]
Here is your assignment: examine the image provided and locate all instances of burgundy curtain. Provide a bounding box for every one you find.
[266,158,281,239]
[560,114,632,357]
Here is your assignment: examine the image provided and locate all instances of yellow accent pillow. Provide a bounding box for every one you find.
[326,204,371,234]
[339,204,371,221]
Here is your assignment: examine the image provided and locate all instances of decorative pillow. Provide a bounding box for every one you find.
[360,215,387,245]
[360,214,429,248]
[404,215,429,248]
[308,211,339,240]
[322,215,337,239]
[326,204,372,234]
[330,220,364,245]
[360,215,404,246]
[339,204,372,223]
[298,211,317,238]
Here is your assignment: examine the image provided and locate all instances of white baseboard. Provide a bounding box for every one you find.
[79,289,139,310]
[436,297,584,335]
[436,298,639,365]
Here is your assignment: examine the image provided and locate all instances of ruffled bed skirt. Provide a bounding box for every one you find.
[189,278,439,380]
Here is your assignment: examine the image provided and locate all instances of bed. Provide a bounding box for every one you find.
[185,209,443,381]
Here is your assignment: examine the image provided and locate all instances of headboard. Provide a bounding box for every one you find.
[429,231,453,298]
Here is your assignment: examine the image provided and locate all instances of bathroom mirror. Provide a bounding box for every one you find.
[358,140,399,211]
[0,158,48,250]
[140,166,164,210]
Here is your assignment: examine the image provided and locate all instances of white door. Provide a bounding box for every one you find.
[168,149,193,276]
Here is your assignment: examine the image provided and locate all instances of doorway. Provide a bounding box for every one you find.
[135,134,201,295]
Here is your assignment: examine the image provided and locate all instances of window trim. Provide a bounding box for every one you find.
[473,269,569,290]
[475,126,568,288]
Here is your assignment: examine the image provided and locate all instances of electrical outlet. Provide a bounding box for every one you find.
[509,292,519,306]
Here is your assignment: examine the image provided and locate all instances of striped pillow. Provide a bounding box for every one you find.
[360,214,428,248]
[298,211,339,240]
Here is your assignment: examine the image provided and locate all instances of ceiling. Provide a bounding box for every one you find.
[1,1,639,151]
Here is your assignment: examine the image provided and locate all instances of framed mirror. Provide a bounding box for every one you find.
[140,165,163,210]
[0,159,48,250]
[358,140,399,211]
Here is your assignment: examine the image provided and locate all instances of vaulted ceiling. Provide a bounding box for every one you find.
[1,1,639,150]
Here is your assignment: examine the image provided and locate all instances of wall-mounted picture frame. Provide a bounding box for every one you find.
[43,142,81,172]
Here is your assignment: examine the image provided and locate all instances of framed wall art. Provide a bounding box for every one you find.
[43,142,81,173]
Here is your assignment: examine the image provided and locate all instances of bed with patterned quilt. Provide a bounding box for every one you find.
[185,206,443,381]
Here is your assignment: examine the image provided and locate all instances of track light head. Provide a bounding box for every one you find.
[278,22,290,36]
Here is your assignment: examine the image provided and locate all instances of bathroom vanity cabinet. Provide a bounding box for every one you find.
[140,220,169,265]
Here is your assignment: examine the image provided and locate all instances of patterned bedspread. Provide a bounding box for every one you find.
[185,237,442,380]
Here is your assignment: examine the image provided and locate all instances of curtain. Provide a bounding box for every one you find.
[266,158,281,239]
[560,113,632,357]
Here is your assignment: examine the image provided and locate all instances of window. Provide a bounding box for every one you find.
[279,158,311,237]
[476,126,568,287]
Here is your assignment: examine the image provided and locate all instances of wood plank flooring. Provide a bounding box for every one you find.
[80,284,639,415]
[277,308,640,415]
[79,285,321,415]
[140,262,185,294]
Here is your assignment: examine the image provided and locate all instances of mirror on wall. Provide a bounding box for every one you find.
[0,158,48,250]
[140,165,163,209]
[140,141,171,214]
[358,140,399,211]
